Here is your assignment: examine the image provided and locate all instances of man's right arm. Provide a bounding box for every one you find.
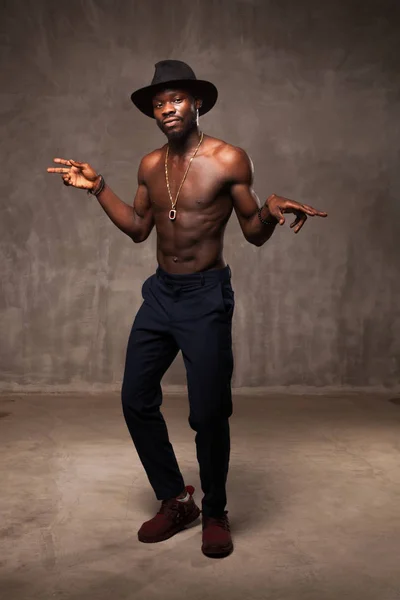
[95,156,154,243]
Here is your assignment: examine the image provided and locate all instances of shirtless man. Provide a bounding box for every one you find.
[47,60,327,558]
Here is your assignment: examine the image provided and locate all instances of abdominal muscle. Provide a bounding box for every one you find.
[157,238,226,274]
[155,211,229,274]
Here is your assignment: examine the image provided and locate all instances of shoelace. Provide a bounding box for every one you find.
[204,514,230,531]
[158,498,186,519]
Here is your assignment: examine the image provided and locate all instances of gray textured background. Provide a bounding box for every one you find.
[1,0,399,391]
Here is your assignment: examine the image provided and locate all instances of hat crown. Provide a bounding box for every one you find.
[151,60,197,86]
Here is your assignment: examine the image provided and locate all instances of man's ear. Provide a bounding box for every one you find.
[195,98,203,111]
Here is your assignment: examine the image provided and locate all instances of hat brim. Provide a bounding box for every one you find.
[131,79,218,118]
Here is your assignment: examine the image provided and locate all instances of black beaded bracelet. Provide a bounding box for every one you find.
[87,174,105,196]
[258,206,278,225]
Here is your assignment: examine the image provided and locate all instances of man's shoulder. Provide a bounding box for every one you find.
[206,136,252,178]
[140,147,165,169]
[137,147,165,181]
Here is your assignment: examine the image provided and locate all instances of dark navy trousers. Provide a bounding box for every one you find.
[121,264,235,518]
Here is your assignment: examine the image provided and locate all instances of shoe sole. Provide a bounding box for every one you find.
[201,541,234,558]
[138,504,201,543]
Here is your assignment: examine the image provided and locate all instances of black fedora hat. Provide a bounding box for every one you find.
[131,60,218,118]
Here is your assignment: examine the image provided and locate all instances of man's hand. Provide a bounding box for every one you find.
[47,158,100,191]
[266,194,328,233]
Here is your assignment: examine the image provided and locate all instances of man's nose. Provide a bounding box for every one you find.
[162,103,176,116]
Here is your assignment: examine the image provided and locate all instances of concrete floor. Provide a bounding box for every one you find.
[1,391,400,600]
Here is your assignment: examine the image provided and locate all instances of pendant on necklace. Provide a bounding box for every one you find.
[169,209,177,220]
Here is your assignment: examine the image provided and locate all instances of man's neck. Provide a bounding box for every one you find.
[167,127,202,157]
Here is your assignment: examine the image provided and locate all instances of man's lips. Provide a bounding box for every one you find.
[163,118,181,125]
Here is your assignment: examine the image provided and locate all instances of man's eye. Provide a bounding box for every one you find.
[174,98,182,103]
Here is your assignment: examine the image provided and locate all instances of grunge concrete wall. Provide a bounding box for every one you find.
[1,0,399,391]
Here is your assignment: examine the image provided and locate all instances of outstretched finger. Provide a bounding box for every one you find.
[53,158,72,166]
[290,215,301,229]
[47,167,70,173]
[69,159,83,166]
[294,214,307,233]
[302,204,328,217]
[300,205,318,217]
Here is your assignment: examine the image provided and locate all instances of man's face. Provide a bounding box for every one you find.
[152,88,201,140]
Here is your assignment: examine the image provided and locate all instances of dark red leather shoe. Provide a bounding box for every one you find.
[138,485,201,543]
[201,511,233,558]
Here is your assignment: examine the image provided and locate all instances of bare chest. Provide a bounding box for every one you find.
[146,156,227,214]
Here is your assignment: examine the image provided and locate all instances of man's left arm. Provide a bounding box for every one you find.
[227,147,328,247]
